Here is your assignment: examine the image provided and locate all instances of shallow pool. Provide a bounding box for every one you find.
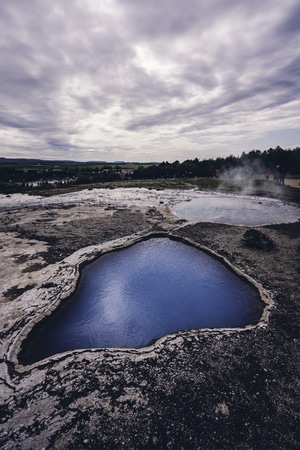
[21,238,264,363]
[173,194,300,225]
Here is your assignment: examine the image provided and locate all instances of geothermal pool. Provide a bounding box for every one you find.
[1,189,298,226]
[21,238,264,364]
[173,194,300,225]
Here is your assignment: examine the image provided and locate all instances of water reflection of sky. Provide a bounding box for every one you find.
[23,238,265,363]
[173,195,300,225]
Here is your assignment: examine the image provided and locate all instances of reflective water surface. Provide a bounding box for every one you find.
[173,194,300,225]
[22,238,264,363]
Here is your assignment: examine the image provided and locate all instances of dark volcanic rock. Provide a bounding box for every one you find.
[0,196,299,450]
[242,229,275,251]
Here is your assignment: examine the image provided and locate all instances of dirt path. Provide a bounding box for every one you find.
[285,178,300,188]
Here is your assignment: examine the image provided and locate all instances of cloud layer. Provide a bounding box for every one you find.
[1,0,299,161]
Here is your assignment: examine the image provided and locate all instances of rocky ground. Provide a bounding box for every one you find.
[0,184,299,449]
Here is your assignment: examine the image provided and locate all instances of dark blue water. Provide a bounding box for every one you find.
[22,238,264,363]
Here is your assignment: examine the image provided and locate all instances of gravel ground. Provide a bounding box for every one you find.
[0,186,299,449]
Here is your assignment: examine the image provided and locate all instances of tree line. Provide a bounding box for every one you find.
[132,146,300,180]
[0,146,299,193]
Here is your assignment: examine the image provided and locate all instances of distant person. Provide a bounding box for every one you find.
[273,165,280,183]
[279,167,286,185]
[215,169,220,178]
[265,168,272,180]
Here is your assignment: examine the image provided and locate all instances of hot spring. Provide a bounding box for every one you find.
[173,194,300,225]
[20,238,264,364]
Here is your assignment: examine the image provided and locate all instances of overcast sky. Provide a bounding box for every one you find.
[1,0,299,162]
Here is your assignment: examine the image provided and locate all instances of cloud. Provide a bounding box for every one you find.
[0,0,299,162]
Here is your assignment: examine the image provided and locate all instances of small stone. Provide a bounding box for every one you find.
[215,402,230,417]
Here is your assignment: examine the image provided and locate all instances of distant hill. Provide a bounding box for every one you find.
[0,158,160,165]
[0,157,77,165]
